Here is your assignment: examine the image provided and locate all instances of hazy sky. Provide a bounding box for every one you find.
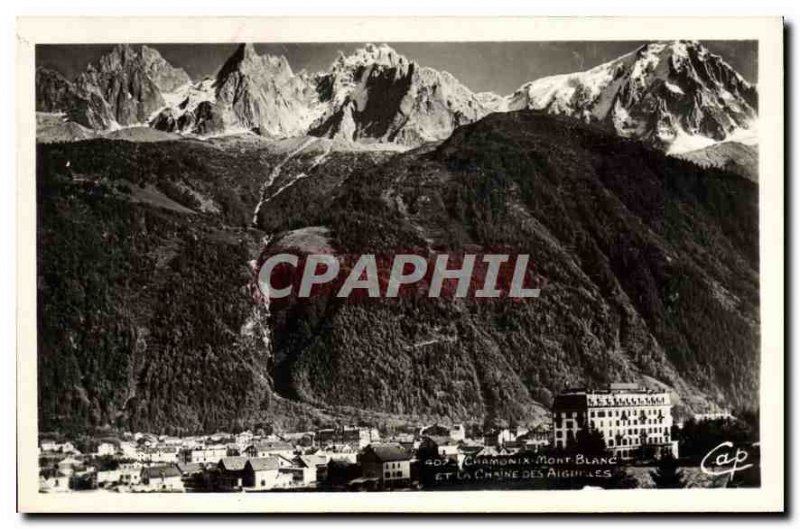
[37,41,757,95]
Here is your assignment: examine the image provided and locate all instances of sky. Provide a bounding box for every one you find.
[36,41,757,95]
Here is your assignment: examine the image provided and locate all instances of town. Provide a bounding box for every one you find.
[38,384,748,492]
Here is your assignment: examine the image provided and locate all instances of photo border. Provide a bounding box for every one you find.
[16,16,785,513]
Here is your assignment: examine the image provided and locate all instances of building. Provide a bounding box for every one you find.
[360,443,412,489]
[244,440,295,460]
[290,455,328,486]
[39,469,70,492]
[96,469,121,486]
[693,411,735,422]
[56,456,82,477]
[235,431,254,450]
[512,425,551,452]
[217,456,248,490]
[483,428,516,447]
[140,465,184,492]
[419,424,450,438]
[552,384,677,460]
[449,424,466,442]
[418,436,460,458]
[317,426,378,449]
[40,440,78,454]
[243,457,281,490]
[96,441,118,457]
[138,445,180,464]
[180,444,229,464]
[119,441,139,459]
[118,463,143,486]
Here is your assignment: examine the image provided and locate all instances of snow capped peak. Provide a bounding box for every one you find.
[331,43,409,73]
[506,39,758,153]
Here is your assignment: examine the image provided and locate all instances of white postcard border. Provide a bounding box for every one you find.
[16,16,784,513]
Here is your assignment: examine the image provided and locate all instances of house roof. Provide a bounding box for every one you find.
[219,456,248,472]
[458,444,484,455]
[252,440,294,451]
[141,465,181,479]
[422,435,457,447]
[364,443,411,462]
[247,457,281,472]
[297,455,328,468]
[176,462,203,475]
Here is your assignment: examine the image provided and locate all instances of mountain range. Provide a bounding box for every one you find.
[36,41,758,157]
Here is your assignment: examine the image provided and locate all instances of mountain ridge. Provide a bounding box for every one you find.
[37,41,759,155]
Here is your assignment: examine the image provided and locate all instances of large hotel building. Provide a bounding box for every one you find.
[552,383,678,460]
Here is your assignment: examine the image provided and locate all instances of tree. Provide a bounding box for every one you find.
[570,428,607,457]
[650,454,686,489]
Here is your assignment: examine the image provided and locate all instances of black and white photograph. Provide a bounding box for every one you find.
[15,16,784,513]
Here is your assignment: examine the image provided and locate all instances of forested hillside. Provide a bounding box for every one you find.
[36,110,760,434]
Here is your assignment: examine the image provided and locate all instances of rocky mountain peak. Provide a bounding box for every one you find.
[507,39,758,153]
[72,44,194,126]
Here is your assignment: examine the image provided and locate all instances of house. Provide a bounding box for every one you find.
[243,457,281,490]
[513,425,551,452]
[244,440,295,460]
[176,462,203,477]
[40,439,59,452]
[319,448,358,465]
[41,440,79,454]
[118,463,143,486]
[360,443,412,489]
[235,431,254,450]
[70,468,98,490]
[476,445,516,457]
[96,441,118,457]
[317,426,378,449]
[419,436,460,458]
[160,436,183,447]
[209,432,233,444]
[694,411,735,422]
[39,469,70,492]
[56,456,82,477]
[217,456,248,490]
[419,424,450,438]
[96,469,121,486]
[484,428,516,447]
[137,445,180,464]
[140,465,184,492]
[385,433,418,452]
[289,454,328,486]
[449,424,466,442]
[119,441,138,459]
[180,444,228,464]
